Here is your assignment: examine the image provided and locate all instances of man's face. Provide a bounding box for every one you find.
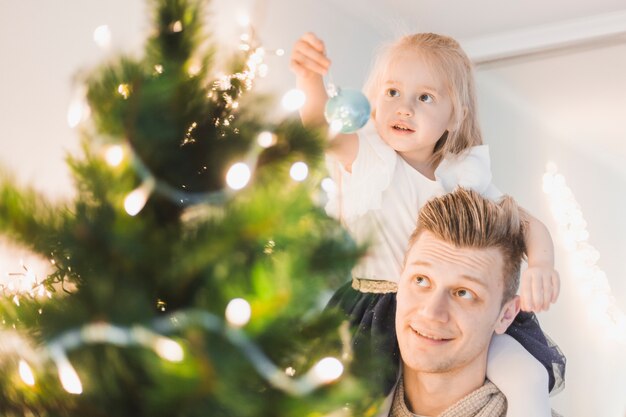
[396,231,519,375]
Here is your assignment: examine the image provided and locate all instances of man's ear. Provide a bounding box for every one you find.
[494,295,520,335]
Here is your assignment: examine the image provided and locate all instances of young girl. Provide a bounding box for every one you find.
[290,32,566,416]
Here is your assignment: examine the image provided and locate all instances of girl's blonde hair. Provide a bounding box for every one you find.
[363,33,482,167]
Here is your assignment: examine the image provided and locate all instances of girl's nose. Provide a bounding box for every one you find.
[396,102,414,117]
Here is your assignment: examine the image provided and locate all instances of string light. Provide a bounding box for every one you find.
[67,92,90,128]
[225,162,251,190]
[53,352,83,395]
[543,162,626,343]
[93,25,111,49]
[171,21,183,33]
[289,161,308,182]
[321,178,337,194]
[256,131,276,148]
[117,84,131,99]
[153,337,184,362]
[104,145,125,167]
[281,89,306,111]
[236,13,250,27]
[18,359,35,386]
[124,179,155,216]
[225,298,252,327]
[311,357,343,384]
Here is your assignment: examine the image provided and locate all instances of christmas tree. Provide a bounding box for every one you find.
[0,0,379,415]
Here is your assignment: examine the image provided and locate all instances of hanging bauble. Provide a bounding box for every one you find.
[324,88,370,134]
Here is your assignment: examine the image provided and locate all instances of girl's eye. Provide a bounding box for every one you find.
[454,289,475,300]
[386,88,400,97]
[419,94,433,103]
[414,276,430,287]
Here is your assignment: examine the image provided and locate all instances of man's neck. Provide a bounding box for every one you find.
[402,362,487,416]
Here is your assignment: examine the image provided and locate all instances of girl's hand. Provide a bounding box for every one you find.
[289,32,331,80]
[520,266,560,312]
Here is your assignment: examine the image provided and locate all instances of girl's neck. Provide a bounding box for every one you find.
[399,152,437,180]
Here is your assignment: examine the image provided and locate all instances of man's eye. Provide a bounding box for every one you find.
[414,276,430,287]
[419,94,433,103]
[386,88,400,97]
[454,289,475,300]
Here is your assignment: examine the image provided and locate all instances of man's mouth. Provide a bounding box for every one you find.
[411,327,452,342]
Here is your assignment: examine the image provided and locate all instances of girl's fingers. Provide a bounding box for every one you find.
[290,50,330,75]
[520,274,533,312]
[531,273,545,312]
[551,271,560,303]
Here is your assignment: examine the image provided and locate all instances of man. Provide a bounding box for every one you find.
[378,188,561,416]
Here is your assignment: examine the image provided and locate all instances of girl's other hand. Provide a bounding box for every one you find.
[520,266,560,312]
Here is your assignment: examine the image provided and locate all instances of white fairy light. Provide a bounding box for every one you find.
[237,13,250,27]
[153,337,184,362]
[93,25,111,49]
[543,162,626,343]
[171,20,183,32]
[281,89,306,112]
[18,359,35,386]
[321,178,337,194]
[124,180,155,216]
[256,131,276,148]
[104,145,125,167]
[67,94,90,128]
[117,84,130,99]
[225,298,251,327]
[57,357,83,394]
[328,119,344,137]
[225,162,251,190]
[311,357,343,384]
[275,49,285,57]
[289,162,308,182]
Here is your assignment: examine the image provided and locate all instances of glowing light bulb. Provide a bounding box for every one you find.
[257,131,276,148]
[67,95,90,128]
[226,162,251,190]
[154,338,184,362]
[19,359,35,386]
[93,25,111,49]
[104,145,125,167]
[225,298,251,327]
[321,178,337,194]
[237,13,250,27]
[58,361,82,394]
[117,84,130,99]
[290,161,308,181]
[281,89,306,111]
[312,357,343,383]
[275,49,285,56]
[171,20,183,32]
[124,181,154,216]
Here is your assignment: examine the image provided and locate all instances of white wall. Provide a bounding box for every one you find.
[476,45,626,416]
[1,1,625,416]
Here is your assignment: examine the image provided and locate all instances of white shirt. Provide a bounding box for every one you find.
[325,122,502,283]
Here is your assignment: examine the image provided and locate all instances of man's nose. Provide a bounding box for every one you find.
[419,291,449,323]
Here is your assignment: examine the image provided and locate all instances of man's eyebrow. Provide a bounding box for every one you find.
[459,274,488,289]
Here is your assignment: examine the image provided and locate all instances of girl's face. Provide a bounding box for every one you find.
[373,52,455,166]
